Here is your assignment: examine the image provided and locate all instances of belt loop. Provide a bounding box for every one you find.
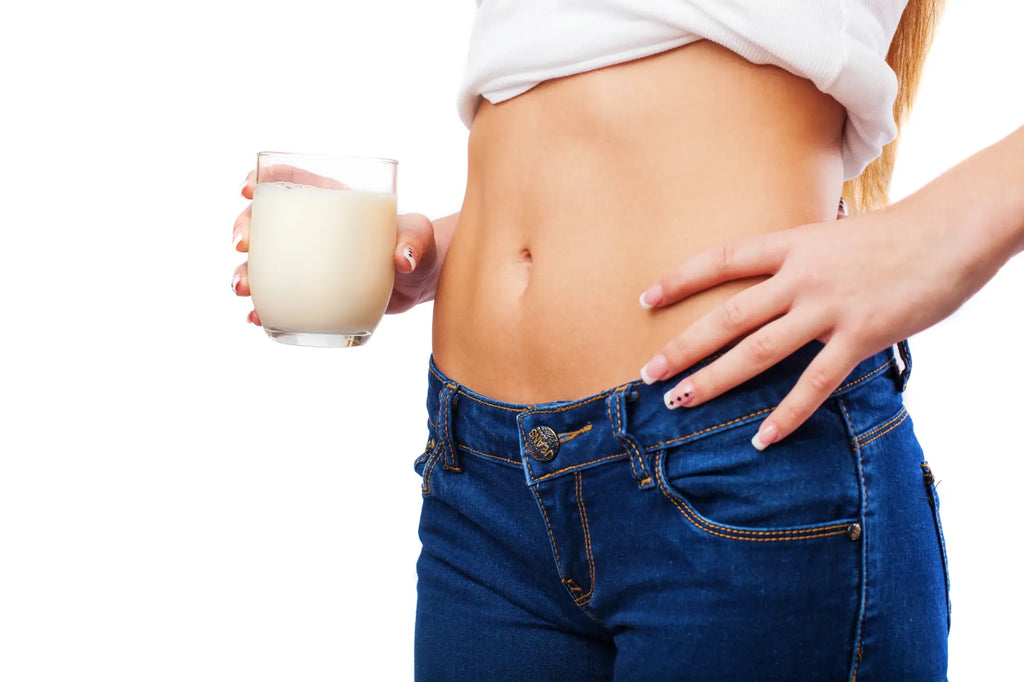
[607,387,654,490]
[436,383,462,472]
[895,338,913,393]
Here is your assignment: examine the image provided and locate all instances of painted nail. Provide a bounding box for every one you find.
[233,230,243,250]
[640,354,667,385]
[231,272,241,294]
[752,422,778,451]
[639,283,663,309]
[664,380,695,410]
[403,245,416,271]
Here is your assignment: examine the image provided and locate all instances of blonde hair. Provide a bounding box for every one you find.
[841,0,946,214]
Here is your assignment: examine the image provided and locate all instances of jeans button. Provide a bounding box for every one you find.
[526,425,559,462]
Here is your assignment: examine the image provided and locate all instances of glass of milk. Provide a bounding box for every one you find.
[248,152,398,347]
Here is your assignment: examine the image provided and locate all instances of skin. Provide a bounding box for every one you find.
[233,39,1024,451]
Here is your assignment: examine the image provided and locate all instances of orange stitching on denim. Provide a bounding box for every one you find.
[455,390,525,412]
[529,486,563,573]
[440,387,456,470]
[835,358,895,393]
[420,448,441,496]
[648,406,774,451]
[857,410,908,448]
[854,407,907,444]
[606,392,641,483]
[532,452,631,483]
[836,395,867,680]
[574,471,595,602]
[653,452,850,541]
[855,406,905,441]
[456,444,521,466]
[532,392,612,415]
[610,387,650,483]
[558,423,593,443]
[518,418,537,480]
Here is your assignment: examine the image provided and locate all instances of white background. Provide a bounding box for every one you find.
[1,1,1021,679]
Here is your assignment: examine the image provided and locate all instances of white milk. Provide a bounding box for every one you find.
[248,182,397,339]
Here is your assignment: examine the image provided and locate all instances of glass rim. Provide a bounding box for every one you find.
[256,151,398,166]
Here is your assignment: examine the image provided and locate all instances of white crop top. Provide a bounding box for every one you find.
[457,0,909,181]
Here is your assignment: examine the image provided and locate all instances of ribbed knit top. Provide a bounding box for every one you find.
[457,0,909,181]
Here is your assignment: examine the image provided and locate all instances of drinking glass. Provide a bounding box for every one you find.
[248,152,398,347]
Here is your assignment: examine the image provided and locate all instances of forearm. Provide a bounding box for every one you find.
[895,125,1024,279]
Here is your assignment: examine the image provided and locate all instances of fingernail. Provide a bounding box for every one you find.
[240,179,248,196]
[639,283,663,309]
[231,273,241,294]
[403,245,416,271]
[664,380,694,410]
[640,354,667,385]
[752,422,778,451]
[233,230,243,250]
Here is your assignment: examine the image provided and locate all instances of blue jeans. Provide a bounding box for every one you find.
[413,339,949,681]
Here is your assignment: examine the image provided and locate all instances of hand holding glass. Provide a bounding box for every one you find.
[247,153,398,347]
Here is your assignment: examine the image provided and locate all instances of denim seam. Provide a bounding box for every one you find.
[647,406,774,451]
[855,409,908,449]
[921,462,952,631]
[529,486,564,576]
[654,451,853,542]
[531,452,632,483]
[573,471,596,604]
[836,396,868,682]
[607,389,651,485]
[832,358,896,396]
[420,447,442,496]
[440,383,463,472]
[456,444,521,467]
[852,405,905,443]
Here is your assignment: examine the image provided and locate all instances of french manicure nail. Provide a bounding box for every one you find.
[640,354,667,384]
[639,283,663,309]
[403,245,416,271]
[231,273,241,294]
[752,422,778,451]
[664,380,695,410]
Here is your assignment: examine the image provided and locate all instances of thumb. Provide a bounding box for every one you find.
[395,213,435,274]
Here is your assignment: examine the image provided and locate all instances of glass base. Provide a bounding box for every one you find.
[264,328,372,348]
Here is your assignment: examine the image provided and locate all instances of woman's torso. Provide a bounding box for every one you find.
[432,39,847,403]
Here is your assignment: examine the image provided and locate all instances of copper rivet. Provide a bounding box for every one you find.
[846,523,862,541]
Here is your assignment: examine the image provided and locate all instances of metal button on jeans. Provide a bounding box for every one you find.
[526,426,559,462]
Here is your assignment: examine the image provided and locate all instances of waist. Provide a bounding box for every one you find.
[432,40,847,402]
[424,341,901,483]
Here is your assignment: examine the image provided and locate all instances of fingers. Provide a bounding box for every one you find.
[247,310,262,326]
[232,261,250,297]
[640,279,793,384]
[640,233,787,308]
[751,339,860,450]
[395,213,435,274]
[242,169,256,200]
[233,205,251,252]
[658,308,828,413]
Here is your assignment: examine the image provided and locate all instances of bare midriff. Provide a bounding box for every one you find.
[432,39,847,403]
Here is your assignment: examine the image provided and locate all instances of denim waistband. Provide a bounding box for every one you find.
[424,340,908,486]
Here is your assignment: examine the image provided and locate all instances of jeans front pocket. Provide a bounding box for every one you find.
[922,461,952,631]
[654,396,862,542]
